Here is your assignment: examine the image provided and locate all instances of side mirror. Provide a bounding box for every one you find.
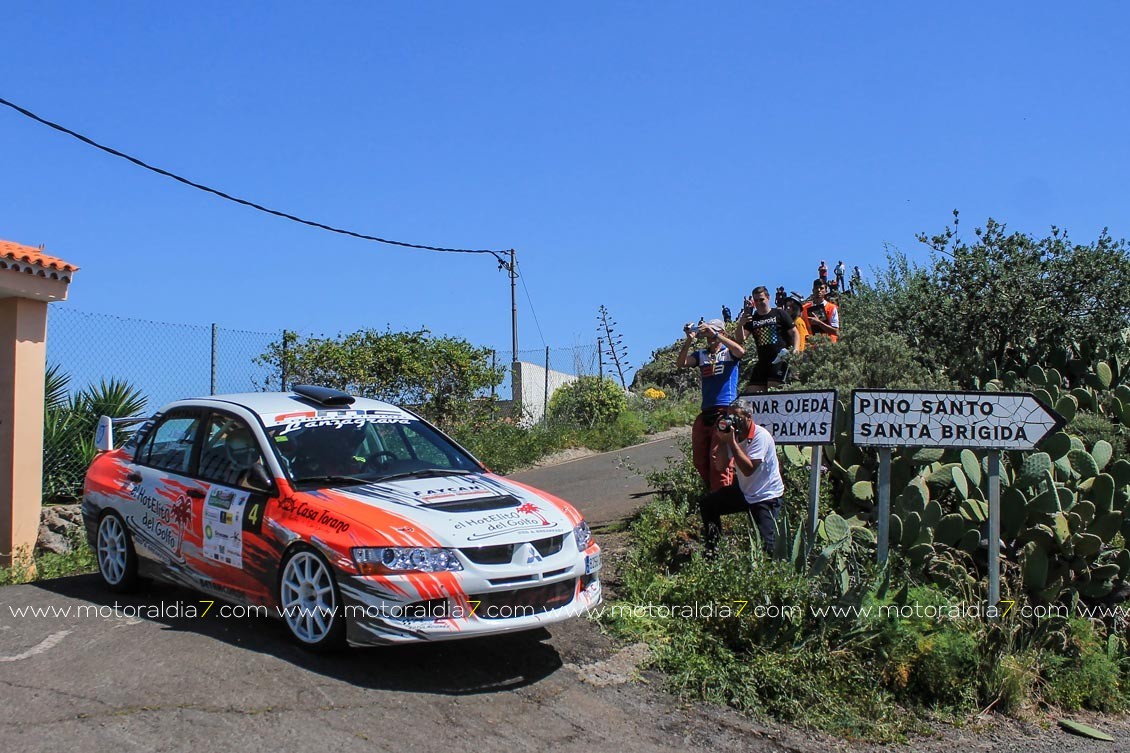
[244,464,275,494]
[95,416,114,452]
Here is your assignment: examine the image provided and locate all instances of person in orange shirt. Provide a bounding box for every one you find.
[783,296,810,352]
[803,279,840,343]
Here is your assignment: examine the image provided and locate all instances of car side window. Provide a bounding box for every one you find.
[198,413,267,487]
[137,412,202,474]
[398,424,454,466]
[367,424,413,459]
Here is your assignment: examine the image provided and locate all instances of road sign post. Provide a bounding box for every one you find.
[877,447,892,564]
[852,390,1064,612]
[737,390,837,551]
[987,450,1001,610]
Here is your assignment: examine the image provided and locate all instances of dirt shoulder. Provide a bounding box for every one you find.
[587,529,1130,752]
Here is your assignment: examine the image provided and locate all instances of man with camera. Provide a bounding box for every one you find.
[677,318,746,491]
[735,285,797,393]
[700,404,785,555]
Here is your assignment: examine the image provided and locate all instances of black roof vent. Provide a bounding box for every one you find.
[291,385,356,407]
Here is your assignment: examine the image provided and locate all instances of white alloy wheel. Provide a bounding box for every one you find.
[97,512,137,591]
[279,549,343,649]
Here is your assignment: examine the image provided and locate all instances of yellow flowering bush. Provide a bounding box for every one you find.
[642,387,667,400]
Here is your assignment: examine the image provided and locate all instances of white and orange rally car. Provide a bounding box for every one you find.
[83,385,601,649]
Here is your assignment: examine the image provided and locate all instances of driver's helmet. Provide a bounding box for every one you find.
[226,425,259,468]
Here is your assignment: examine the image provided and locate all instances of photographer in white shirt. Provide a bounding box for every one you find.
[700,404,785,556]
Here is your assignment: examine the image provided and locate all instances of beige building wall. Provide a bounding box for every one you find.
[0,297,48,567]
[0,240,76,571]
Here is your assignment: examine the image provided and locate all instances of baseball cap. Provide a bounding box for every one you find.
[704,318,725,332]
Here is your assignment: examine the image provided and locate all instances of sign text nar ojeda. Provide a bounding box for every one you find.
[738,390,837,446]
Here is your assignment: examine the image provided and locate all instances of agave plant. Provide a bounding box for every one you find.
[42,367,147,503]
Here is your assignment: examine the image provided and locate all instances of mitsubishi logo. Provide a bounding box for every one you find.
[520,543,542,565]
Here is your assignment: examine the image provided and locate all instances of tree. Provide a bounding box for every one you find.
[255,328,503,428]
[918,215,1130,383]
[846,214,1130,388]
[547,376,627,428]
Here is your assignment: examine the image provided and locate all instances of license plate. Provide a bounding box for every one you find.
[585,552,602,574]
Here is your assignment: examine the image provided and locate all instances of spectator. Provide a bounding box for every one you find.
[818,260,828,283]
[782,295,809,353]
[803,278,840,343]
[834,260,846,291]
[721,304,732,324]
[851,265,862,292]
[678,318,746,491]
[735,285,797,394]
[699,404,785,555]
[774,286,787,308]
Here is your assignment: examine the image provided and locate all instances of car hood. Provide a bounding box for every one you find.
[330,472,579,547]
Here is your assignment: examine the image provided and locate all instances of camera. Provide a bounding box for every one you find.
[717,414,749,435]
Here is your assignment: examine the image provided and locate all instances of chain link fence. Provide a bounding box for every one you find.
[41,307,608,500]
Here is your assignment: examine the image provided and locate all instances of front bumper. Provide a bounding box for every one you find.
[337,545,602,646]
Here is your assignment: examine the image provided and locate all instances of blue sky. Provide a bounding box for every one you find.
[3,2,1128,378]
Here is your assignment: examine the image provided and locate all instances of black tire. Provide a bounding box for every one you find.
[96,510,139,592]
[277,546,346,651]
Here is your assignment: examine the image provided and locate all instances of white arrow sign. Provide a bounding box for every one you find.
[737,390,837,446]
[852,390,1064,450]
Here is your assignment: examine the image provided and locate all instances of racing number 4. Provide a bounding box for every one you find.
[242,496,266,533]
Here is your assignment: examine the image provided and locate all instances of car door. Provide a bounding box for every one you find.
[125,408,208,568]
[192,410,277,601]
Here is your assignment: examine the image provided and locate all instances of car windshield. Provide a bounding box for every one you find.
[266,415,481,487]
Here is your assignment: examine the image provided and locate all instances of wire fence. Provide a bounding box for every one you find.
[41,307,609,500]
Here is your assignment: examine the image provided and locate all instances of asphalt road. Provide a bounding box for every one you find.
[1,432,763,753]
[508,433,688,526]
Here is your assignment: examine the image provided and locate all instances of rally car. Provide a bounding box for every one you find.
[82,385,602,649]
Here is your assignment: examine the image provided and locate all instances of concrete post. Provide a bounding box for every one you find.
[0,298,48,570]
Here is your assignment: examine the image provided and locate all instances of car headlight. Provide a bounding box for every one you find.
[573,521,593,551]
[352,547,464,575]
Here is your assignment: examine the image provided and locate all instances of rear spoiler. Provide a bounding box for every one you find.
[94,415,150,453]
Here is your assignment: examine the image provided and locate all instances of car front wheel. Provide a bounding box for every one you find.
[96,511,138,592]
[278,547,346,650]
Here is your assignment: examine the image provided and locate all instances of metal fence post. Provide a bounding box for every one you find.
[281,329,289,392]
[210,323,218,395]
[598,337,603,379]
[543,346,550,424]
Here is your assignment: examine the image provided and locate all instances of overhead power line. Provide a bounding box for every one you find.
[515,257,547,348]
[0,95,506,258]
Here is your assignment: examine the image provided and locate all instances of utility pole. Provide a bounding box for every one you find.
[508,248,518,365]
[497,249,520,411]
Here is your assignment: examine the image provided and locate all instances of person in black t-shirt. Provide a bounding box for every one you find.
[735,285,797,394]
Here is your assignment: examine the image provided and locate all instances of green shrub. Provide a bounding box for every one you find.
[1042,619,1127,711]
[450,420,569,475]
[1067,410,1128,462]
[548,376,627,428]
[577,410,646,452]
[989,651,1041,713]
[644,438,703,512]
[0,529,96,585]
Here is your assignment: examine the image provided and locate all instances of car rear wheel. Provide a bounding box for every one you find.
[278,547,345,650]
[96,511,138,592]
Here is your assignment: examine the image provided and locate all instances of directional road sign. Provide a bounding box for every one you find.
[852,389,1064,450]
[736,390,837,446]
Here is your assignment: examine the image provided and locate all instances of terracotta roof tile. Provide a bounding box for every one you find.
[0,239,79,281]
